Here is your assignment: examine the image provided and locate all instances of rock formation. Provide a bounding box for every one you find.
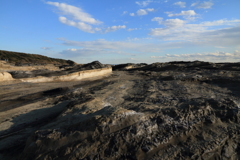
[20,67,112,83]
[0,72,13,81]
[0,61,112,83]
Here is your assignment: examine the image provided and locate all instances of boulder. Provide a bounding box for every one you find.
[0,72,13,81]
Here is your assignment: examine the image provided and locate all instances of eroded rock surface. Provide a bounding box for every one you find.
[0,61,112,83]
[0,61,240,160]
[8,61,109,79]
[0,72,13,81]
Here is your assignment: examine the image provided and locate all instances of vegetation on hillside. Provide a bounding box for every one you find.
[0,50,75,65]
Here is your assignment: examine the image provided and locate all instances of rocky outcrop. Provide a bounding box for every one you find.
[137,61,240,72]
[0,61,112,83]
[0,72,13,81]
[20,67,112,83]
[113,63,147,71]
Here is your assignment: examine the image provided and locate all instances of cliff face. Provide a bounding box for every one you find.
[0,61,240,160]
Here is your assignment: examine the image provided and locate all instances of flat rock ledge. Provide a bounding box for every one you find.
[0,67,112,83]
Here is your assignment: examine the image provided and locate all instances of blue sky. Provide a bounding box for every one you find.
[1,0,240,64]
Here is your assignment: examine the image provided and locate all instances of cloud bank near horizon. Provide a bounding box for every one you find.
[1,0,240,64]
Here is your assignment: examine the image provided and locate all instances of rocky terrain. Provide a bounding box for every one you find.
[8,61,110,79]
[0,58,240,160]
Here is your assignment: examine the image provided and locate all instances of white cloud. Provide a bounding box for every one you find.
[104,25,126,33]
[146,8,154,12]
[46,1,126,33]
[151,51,240,62]
[215,46,226,49]
[57,32,240,63]
[150,19,240,46]
[46,1,102,25]
[60,48,110,57]
[137,9,148,15]
[151,17,163,24]
[191,2,198,7]
[201,19,240,26]
[197,25,240,46]
[67,48,77,51]
[130,13,135,16]
[137,8,155,16]
[127,28,139,31]
[191,1,214,9]
[59,16,95,33]
[122,11,128,15]
[164,18,186,27]
[152,18,185,28]
[174,1,186,8]
[127,37,152,41]
[136,0,153,7]
[58,38,162,54]
[198,1,214,9]
[167,10,197,17]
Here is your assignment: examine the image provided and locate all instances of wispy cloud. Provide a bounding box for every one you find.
[152,17,185,27]
[151,17,163,24]
[150,18,240,43]
[46,1,101,33]
[58,38,162,55]
[60,48,111,57]
[130,13,135,16]
[122,11,128,15]
[46,1,102,25]
[191,1,214,9]
[46,1,125,33]
[173,1,186,8]
[191,2,198,7]
[127,28,140,31]
[56,21,240,63]
[104,25,126,33]
[136,0,153,7]
[59,16,96,33]
[166,10,197,17]
[57,37,240,63]
[151,50,240,62]
[137,8,155,16]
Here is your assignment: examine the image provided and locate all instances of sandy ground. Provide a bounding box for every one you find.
[0,62,240,160]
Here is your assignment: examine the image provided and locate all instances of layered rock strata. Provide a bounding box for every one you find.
[20,67,112,83]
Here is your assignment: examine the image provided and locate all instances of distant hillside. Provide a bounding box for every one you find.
[0,50,76,66]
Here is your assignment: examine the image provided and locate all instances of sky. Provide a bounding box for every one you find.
[1,0,240,64]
